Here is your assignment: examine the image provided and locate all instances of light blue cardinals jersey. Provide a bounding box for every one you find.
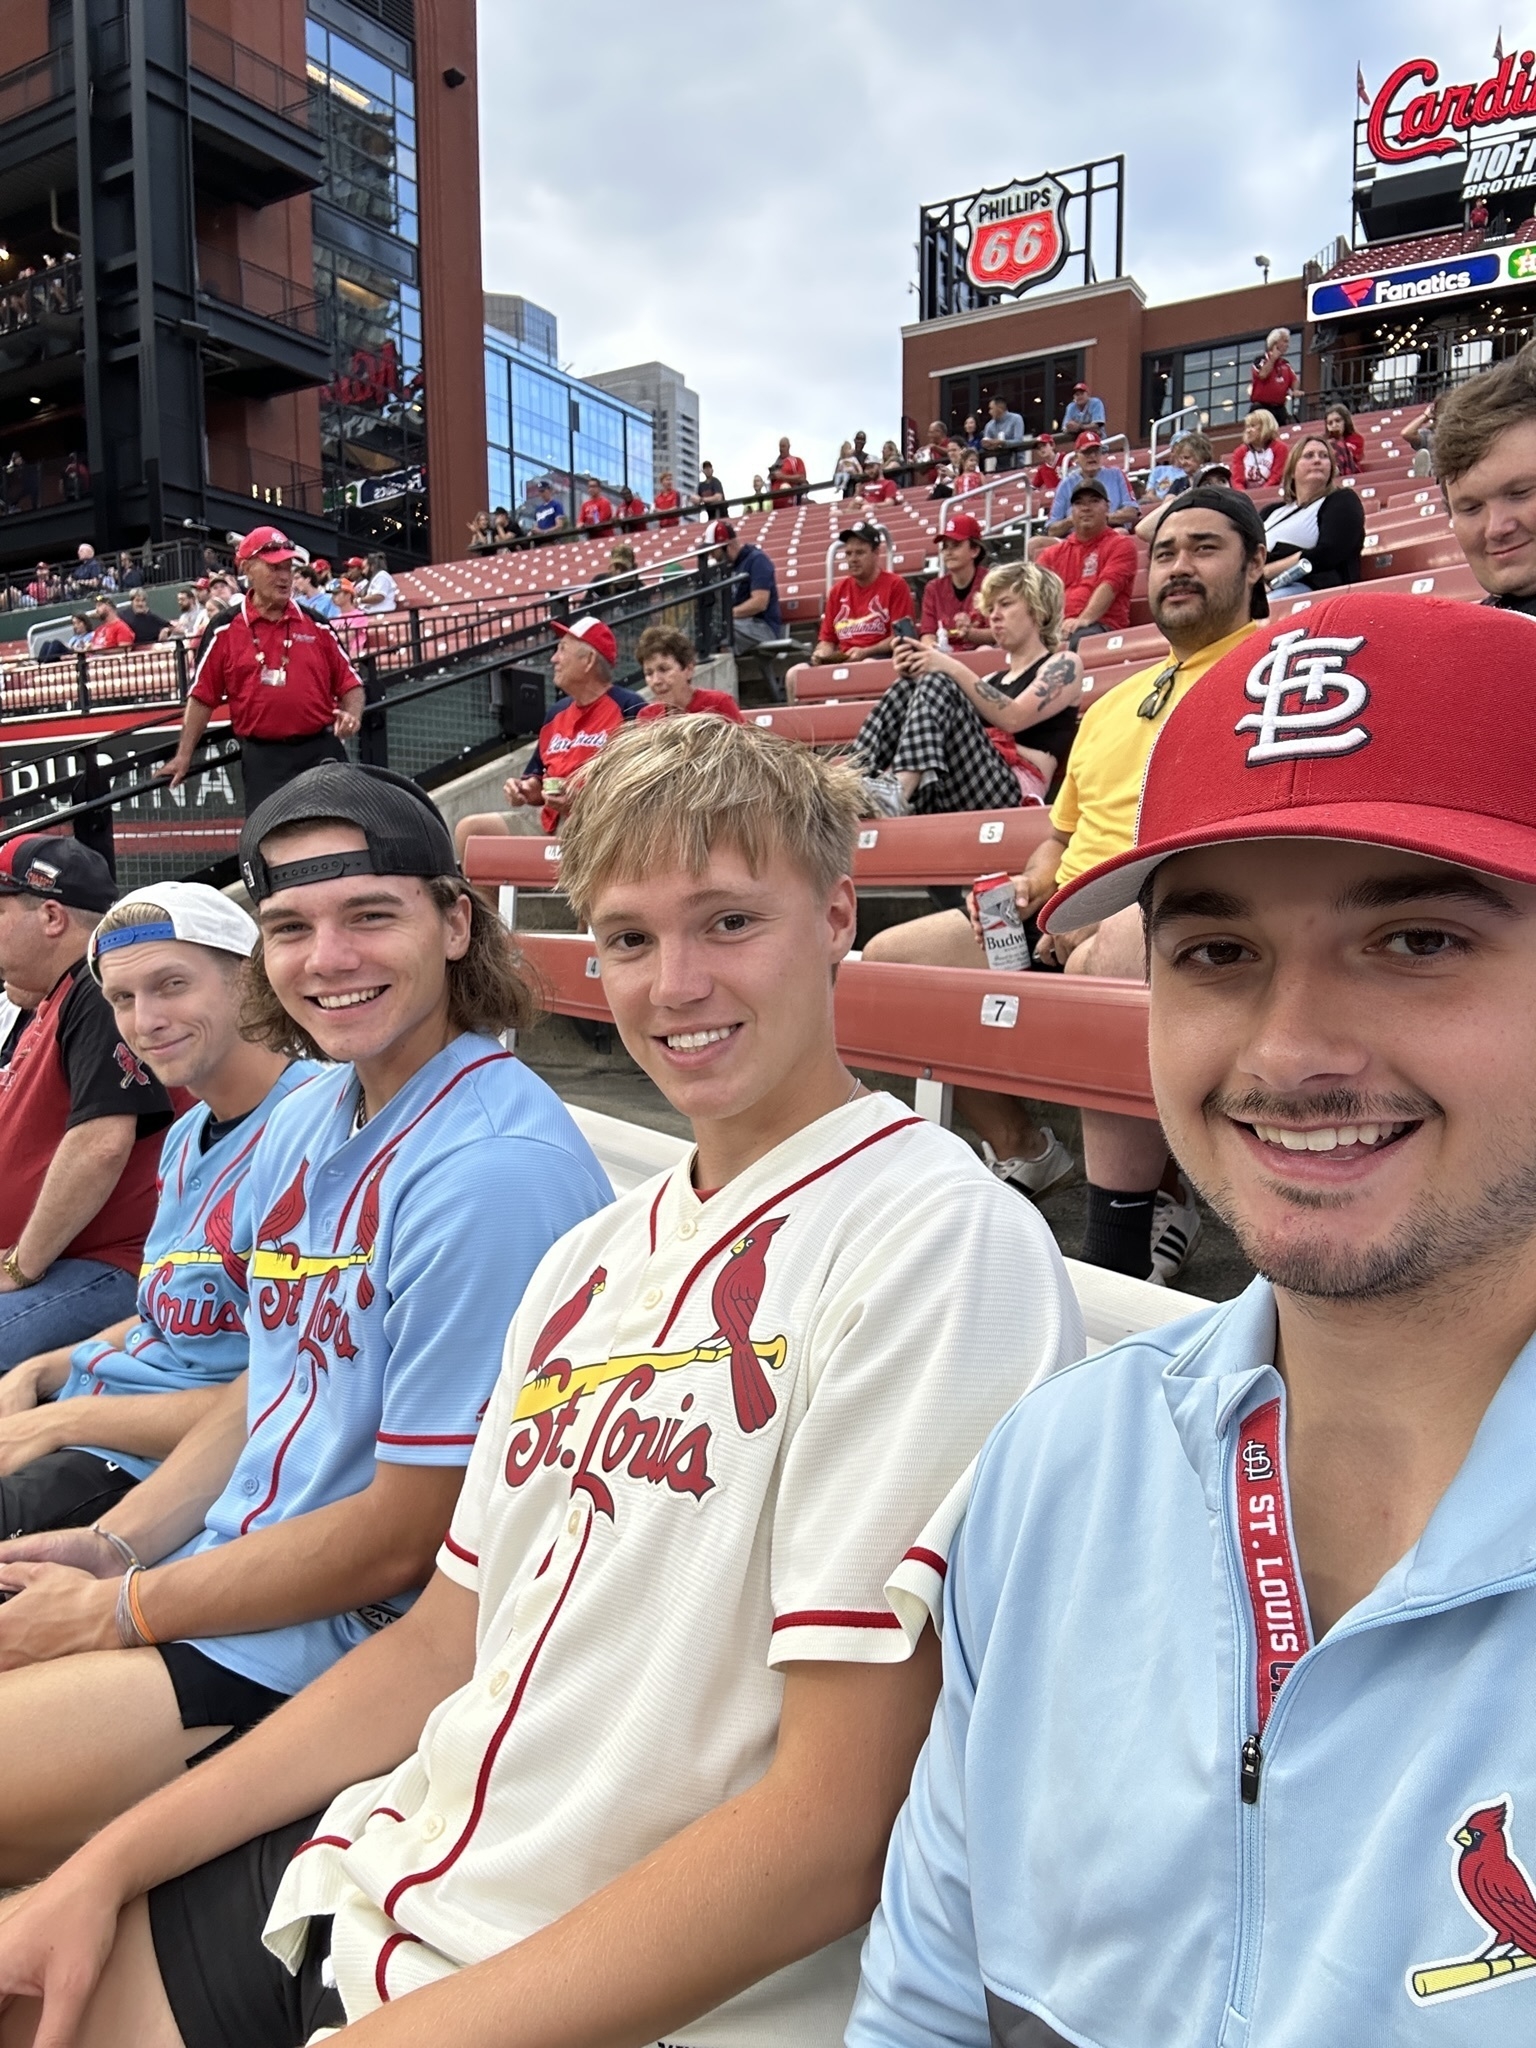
[178,1034,612,1697]
[851,1279,1536,2048]
[60,1063,319,1481]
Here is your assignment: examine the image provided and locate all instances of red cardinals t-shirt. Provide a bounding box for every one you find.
[1038,530,1137,631]
[528,686,645,831]
[653,489,681,527]
[771,454,807,504]
[818,571,915,653]
[861,477,899,504]
[637,688,745,724]
[579,495,615,535]
[920,570,989,642]
[90,617,135,649]
[1030,462,1061,490]
[1229,440,1288,490]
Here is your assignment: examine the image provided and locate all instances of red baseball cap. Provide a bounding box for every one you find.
[552,614,619,667]
[1074,431,1103,450]
[1073,381,1090,393]
[940,512,985,546]
[1041,593,1536,932]
[233,525,298,566]
[697,519,736,546]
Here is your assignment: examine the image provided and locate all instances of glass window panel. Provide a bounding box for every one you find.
[395,75,414,115]
[488,450,512,508]
[395,113,415,147]
[306,20,327,60]
[398,210,417,244]
[326,33,396,109]
[396,147,416,182]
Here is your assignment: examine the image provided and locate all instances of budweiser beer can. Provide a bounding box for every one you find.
[974,871,1030,972]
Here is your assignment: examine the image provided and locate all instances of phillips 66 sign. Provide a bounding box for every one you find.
[963,175,1071,294]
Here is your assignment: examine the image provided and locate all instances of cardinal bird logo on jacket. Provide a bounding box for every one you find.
[526,1267,607,1394]
[705,1218,787,1433]
[1411,1797,1536,2003]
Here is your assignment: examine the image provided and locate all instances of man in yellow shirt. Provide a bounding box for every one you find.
[866,489,1268,1281]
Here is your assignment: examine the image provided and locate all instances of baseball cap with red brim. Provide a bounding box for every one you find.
[0,834,116,912]
[233,525,298,566]
[1041,593,1536,933]
[1074,431,1103,450]
[552,614,619,666]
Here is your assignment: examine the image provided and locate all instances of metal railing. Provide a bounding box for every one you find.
[0,540,233,620]
[0,452,92,522]
[0,46,71,124]
[0,563,739,889]
[188,18,311,125]
[197,248,323,338]
[1147,405,1203,477]
[0,256,84,340]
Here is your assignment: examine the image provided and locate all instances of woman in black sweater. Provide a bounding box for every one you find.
[1261,434,1366,592]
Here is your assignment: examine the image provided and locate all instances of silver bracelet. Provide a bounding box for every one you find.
[92,1523,142,1573]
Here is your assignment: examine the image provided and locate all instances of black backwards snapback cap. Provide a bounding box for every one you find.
[238,761,458,903]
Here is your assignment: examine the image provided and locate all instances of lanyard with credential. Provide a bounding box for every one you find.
[244,599,294,688]
[1233,1397,1313,1796]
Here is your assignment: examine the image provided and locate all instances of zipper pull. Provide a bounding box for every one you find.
[1240,1734,1263,1805]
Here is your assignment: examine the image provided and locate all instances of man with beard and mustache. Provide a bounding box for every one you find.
[853,593,1536,2047]
[865,489,1267,1282]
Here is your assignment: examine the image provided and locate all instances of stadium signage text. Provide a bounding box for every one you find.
[963,175,1070,295]
[1465,130,1536,198]
[1367,53,1536,166]
[1307,248,1529,322]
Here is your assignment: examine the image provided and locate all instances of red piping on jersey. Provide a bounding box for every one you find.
[248,1364,297,1438]
[382,1516,591,1919]
[332,1053,514,1246]
[652,1117,923,1344]
[240,1370,319,1534]
[772,1608,903,1632]
[904,1546,948,1578]
[374,1928,422,2003]
[187,1120,267,1234]
[368,1806,406,1825]
[441,1532,478,1567]
[295,1833,353,1854]
[378,1430,477,1447]
[646,1182,666,1255]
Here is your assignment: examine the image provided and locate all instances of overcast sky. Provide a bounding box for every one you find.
[477,2,1509,491]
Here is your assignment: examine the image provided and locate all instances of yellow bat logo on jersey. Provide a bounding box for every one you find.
[248,1248,374,1280]
[514,1336,788,1420]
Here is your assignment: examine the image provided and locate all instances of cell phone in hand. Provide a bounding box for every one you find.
[892,618,918,641]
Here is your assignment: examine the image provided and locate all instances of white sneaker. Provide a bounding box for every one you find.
[1148,1175,1202,1285]
[982,1132,1076,1198]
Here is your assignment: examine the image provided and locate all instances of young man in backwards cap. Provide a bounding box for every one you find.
[850,592,1536,2046]
[0,883,314,1537]
[0,763,610,1880]
[0,719,1082,2048]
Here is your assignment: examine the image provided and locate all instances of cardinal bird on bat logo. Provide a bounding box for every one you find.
[704,1218,787,1434]
[1410,1796,1536,2004]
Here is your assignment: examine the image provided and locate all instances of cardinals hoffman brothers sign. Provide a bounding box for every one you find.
[962,175,1071,296]
[1365,51,1536,165]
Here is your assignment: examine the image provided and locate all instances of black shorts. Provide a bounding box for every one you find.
[158,1640,289,1750]
[0,1447,137,1538]
[148,1812,345,2048]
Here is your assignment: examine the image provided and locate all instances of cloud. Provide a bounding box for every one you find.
[477,1,1514,489]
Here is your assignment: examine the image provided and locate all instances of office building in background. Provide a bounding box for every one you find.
[584,361,698,494]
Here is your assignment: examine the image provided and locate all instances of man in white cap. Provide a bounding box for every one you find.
[0,883,313,1538]
[163,526,364,816]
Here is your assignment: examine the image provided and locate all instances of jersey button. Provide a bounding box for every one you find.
[566,1509,582,1535]
[641,1286,663,1309]
[241,1475,260,1496]
[420,1813,446,1841]
[488,1668,509,1697]
[677,1218,697,1239]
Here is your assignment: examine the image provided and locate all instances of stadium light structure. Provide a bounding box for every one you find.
[1255,253,1272,284]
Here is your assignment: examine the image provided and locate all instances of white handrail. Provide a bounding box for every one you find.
[1148,404,1202,477]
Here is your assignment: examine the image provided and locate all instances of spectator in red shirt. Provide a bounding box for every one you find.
[1038,482,1139,648]
[861,471,900,506]
[635,625,745,725]
[88,599,134,651]
[914,420,953,487]
[920,513,994,649]
[1325,404,1366,476]
[1028,434,1061,491]
[453,617,646,866]
[618,485,648,526]
[1247,329,1296,425]
[653,470,682,526]
[164,526,364,816]
[956,449,986,495]
[1229,409,1289,490]
[812,521,915,662]
[578,480,616,535]
[768,436,808,506]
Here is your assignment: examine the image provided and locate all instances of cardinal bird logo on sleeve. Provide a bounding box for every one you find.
[1411,1796,1536,2003]
[705,1218,787,1433]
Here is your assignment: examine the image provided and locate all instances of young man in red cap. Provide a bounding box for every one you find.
[811,521,915,664]
[853,592,1536,2046]
[920,514,994,648]
[452,614,644,863]
[163,526,364,817]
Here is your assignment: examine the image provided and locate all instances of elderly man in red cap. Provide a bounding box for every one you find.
[163,526,364,817]
[451,614,646,870]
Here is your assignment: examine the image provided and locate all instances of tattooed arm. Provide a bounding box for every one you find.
[953,649,1084,733]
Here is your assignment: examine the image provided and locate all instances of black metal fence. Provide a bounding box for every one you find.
[0,564,738,890]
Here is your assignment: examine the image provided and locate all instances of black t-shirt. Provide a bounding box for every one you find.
[987,652,1080,775]
[697,476,726,506]
[55,959,174,1136]
[201,1102,255,1152]
[1,1004,30,1066]
[126,607,162,645]
[1484,591,1536,616]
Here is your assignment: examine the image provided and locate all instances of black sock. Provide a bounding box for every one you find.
[1082,1184,1157,1278]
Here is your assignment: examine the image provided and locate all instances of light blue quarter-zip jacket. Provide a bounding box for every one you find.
[850,1279,1536,2047]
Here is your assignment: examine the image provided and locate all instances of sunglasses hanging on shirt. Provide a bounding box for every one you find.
[1137,660,1184,722]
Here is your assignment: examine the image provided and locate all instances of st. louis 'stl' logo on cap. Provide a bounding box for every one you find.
[1235,629,1372,766]
[1409,1795,1536,2006]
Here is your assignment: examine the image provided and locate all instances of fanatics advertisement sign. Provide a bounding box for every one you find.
[962,174,1071,296]
[1308,246,1536,322]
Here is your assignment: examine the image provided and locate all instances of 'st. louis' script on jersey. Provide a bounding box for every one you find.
[504,1222,791,1520]
[247,1156,388,1373]
[1235,629,1371,765]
